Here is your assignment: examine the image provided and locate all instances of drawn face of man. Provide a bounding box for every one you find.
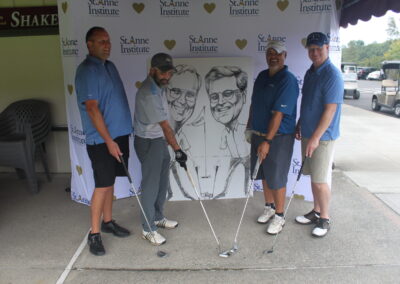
[208,76,245,125]
[167,72,198,124]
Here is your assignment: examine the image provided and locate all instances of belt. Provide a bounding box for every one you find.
[253,131,285,137]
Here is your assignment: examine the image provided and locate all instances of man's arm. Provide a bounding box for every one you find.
[257,111,283,161]
[159,120,180,151]
[159,120,187,168]
[85,99,122,162]
[305,103,337,157]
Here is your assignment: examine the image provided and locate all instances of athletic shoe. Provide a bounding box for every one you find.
[257,205,276,224]
[155,218,178,229]
[101,220,130,237]
[312,218,330,237]
[295,210,320,225]
[267,215,285,235]
[142,230,166,246]
[87,232,105,256]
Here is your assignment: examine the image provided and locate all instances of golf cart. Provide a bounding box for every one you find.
[341,62,360,99]
[371,61,400,117]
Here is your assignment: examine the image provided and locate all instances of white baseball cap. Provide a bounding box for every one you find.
[266,40,286,54]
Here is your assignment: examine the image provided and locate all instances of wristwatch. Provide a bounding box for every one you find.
[264,138,273,145]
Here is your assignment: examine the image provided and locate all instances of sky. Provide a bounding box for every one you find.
[340,10,400,46]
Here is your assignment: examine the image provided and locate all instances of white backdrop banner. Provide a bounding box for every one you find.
[57,0,341,204]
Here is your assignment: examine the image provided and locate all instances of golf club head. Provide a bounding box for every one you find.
[219,249,234,258]
[218,246,237,258]
[263,248,274,254]
[157,250,167,258]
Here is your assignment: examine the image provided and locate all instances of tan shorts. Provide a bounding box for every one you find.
[301,138,335,183]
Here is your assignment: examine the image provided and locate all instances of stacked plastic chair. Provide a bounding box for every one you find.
[0,99,51,193]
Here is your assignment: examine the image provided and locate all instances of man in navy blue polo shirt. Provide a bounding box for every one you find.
[246,40,299,235]
[75,27,133,256]
[294,32,344,237]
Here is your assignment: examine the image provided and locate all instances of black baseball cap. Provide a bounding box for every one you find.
[306,32,329,47]
[151,53,175,72]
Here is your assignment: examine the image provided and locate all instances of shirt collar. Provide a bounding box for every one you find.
[267,65,288,80]
[86,54,107,65]
[309,58,330,75]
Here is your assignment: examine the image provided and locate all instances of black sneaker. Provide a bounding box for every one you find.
[312,218,330,237]
[101,220,130,237]
[295,210,320,225]
[87,233,105,256]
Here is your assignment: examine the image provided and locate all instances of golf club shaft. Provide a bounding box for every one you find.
[120,157,164,251]
[267,158,306,252]
[185,168,221,249]
[232,157,261,244]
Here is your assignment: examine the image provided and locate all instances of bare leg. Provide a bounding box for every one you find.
[90,186,112,233]
[271,186,286,214]
[262,180,274,204]
[311,182,330,219]
[102,186,114,222]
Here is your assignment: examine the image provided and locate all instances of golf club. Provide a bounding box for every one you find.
[263,157,306,255]
[219,157,262,258]
[120,156,168,258]
[184,165,224,256]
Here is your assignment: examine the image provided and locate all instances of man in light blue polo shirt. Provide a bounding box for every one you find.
[134,53,187,246]
[75,27,133,256]
[295,32,344,237]
[246,40,299,235]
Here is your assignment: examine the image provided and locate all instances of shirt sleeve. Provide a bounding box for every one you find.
[75,65,99,104]
[137,92,168,124]
[322,69,344,105]
[273,75,299,115]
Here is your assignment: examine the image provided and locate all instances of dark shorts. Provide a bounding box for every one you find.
[86,135,129,188]
[250,133,294,190]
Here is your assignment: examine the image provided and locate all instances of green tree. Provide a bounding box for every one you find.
[341,40,392,68]
[386,17,400,40]
[384,39,400,60]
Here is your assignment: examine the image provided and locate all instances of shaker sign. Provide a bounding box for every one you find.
[0,6,58,36]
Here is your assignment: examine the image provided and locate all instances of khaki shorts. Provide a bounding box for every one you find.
[301,138,335,183]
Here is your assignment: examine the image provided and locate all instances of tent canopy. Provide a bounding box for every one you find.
[340,0,400,28]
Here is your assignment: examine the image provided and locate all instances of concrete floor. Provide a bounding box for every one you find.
[1,104,400,284]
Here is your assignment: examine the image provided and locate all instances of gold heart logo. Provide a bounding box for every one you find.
[67,84,73,95]
[76,165,83,175]
[335,0,342,10]
[135,81,143,89]
[276,0,289,11]
[132,3,145,14]
[204,3,216,14]
[294,194,305,200]
[235,39,247,50]
[61,2,68,14]
[113,195,117,200]
[301,38,307,48]
[164,40,176,50]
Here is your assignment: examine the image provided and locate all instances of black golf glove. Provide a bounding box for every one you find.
[175,149,187,169]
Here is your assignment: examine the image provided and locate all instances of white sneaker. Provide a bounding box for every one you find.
[257,205,275,224]
[155,218,178,229]
[267,215,285,235]
[142,230,166,246]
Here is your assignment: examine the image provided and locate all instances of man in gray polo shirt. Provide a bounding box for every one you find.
[134,53,187,245]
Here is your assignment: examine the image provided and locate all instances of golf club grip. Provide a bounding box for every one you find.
[120,156,133,184]
[296,158,306,181]
[252,158,261,180]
